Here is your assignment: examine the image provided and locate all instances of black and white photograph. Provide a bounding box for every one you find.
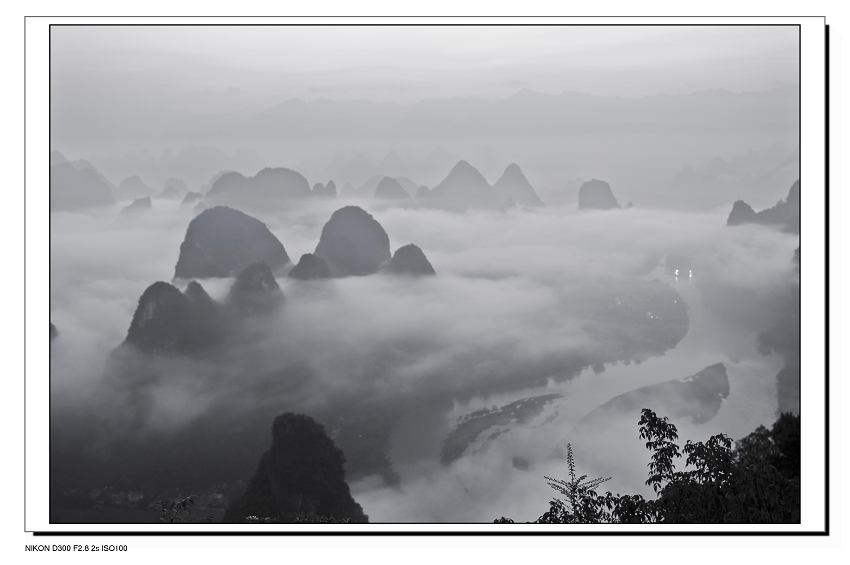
[34,17,829,535]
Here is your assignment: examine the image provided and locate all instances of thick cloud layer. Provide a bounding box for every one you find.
[50,196,798,522]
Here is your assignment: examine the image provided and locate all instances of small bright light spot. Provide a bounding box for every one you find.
[674,269,678,276]
[689,270,692,278]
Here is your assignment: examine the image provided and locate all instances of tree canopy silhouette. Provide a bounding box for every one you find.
[496,409,800,524]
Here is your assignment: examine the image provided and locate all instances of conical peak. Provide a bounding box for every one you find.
[503,163,523,177]
[443,160,488,186]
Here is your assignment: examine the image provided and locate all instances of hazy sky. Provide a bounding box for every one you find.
[51,25,799,107]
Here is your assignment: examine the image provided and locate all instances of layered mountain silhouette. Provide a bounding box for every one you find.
[116,175,156,200]
[340,175,418,200]
[419,161,544,211]
[193,201,209,216]
[727,201,756,224]
[419,160,493,212]
[288,253,332,280]
[727,180,799,234]
[50,150,68,166]
[312,180,337,199]
[50,162,115,212]
[314,206,391,277]
[165,177,188,192]
[159,186,180,200]
[226,261,285,315]
[578,179,621,210]
[181,191,203,205]
[123,281,222,355]
[492,163,545,207]
[374,177,410,200]
[121,261,283,357]
[199,170,234,194]
[374,177,417,209]
[223,413,368,523]
[386,244,435,276]
[212,88,797,150]
[395,177,420,197]
[666,147,799,211]
[159,178,187,199]
[207,167,312,206]
[174,206,290,279]
[120,197,152,215]
[340,175,383,199]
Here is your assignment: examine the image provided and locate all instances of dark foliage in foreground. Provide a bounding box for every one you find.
[496,409,800,524]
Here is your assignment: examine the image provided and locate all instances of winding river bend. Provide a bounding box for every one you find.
[379,269,785,514]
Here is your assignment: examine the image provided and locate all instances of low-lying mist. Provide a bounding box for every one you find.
[50,196,799,522]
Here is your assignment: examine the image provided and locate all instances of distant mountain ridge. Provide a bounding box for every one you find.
[727,179,799,233]
[419,161,544,211]
[53,87,799,193]
[229,87,799,140]
[50,157,115,212]
[207,167,312,207]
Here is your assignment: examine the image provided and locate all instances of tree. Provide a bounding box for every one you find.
[538,444,610,523]
[496,409,800,524]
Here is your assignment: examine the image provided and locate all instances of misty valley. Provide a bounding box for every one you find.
[49,147,800,524]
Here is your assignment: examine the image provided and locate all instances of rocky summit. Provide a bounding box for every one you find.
[173,206,290,279]
[314,206,391,277]
[386,244,436,276]
[578,179,621,210]
[223,413,368,523]
[288,253,332,281]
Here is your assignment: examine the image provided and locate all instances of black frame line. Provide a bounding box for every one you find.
[36,18,826,536]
